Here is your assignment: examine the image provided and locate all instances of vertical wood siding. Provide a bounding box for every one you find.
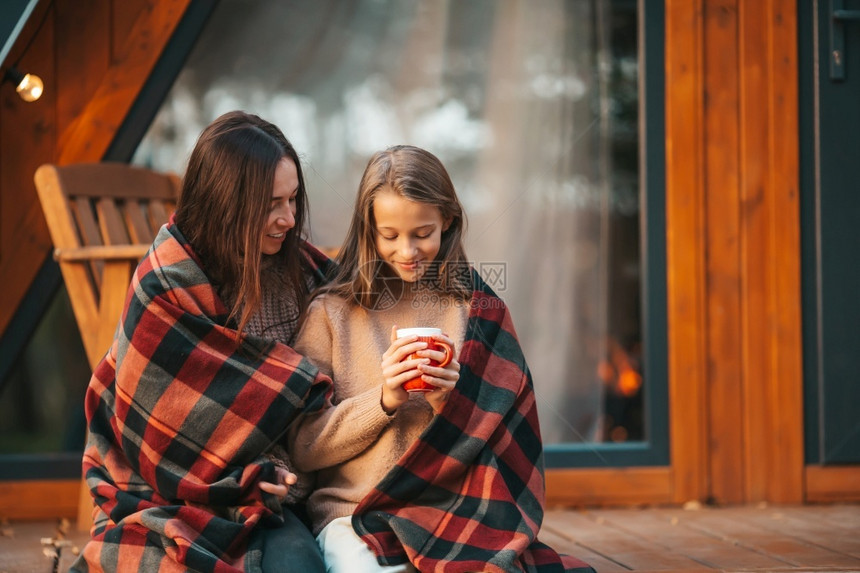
[666,0,804,504]
[0,0,190,337]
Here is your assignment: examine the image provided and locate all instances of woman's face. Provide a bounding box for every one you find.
[373,188,448,282]
[262,158,299,255]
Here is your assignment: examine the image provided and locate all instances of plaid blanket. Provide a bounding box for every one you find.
[73,223,333,573]
[353,271,595,573]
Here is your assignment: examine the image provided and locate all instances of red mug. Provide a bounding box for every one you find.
[396,327,453,392]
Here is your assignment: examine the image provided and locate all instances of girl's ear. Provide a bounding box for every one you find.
[442,216,454,232]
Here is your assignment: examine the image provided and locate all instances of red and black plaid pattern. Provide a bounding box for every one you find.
[353,271,595,573]
[74,223,333,572]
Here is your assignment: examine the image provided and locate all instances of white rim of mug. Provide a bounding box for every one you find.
[396,327,442,338]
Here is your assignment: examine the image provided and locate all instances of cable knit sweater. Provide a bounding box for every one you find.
[221,255,306,345]
[220,254,315,503]
[289,284,469,535]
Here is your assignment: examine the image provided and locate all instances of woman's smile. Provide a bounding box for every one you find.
[262,158,299,254]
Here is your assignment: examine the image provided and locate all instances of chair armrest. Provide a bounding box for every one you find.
[53,244,150,262]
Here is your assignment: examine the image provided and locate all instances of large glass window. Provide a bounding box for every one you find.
[134,0,652,452]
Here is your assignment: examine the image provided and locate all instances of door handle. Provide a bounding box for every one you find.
[831,0,860,80]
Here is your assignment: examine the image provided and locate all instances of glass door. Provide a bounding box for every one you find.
[800,0,860,464]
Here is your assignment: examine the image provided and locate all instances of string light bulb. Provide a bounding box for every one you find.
[3,67,44,102]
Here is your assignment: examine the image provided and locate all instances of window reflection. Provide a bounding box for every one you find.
[134,0,643,444]
[0,288,89,454]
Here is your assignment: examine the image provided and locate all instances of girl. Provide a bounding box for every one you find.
[289,146,594,572]
[73,111,332,572]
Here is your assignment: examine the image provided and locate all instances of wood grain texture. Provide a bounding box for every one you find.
[738,0,771,503]
[0,0,189,338]
[545,467,672,507]
[112,0,150,62]
[33,165,101,365]
[541,505,860,571]
[703,0,744,504]
[57,0,193,164]
[55,0,111,135]
[0,480,79,520]
[667,0,803,504]
[806,466,860,502]
[737,0,802,504]
[33,163,180,368]
[5,504,860,570]
[588,508,796,570]
[665,0,710,505]
[765,0,803,504]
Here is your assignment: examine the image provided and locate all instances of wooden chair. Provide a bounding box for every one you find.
[35,162,181,368]
[34,162,181,529]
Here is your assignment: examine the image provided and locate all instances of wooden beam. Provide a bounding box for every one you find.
[765,0,804,504]
[805,466,860,502]
[0,480,79,521]
[703,0,744,504]
[54,244,150,261]
[546,467,672,507]
[739,0,772,503]
[665,0,709,504]
[56,0,192,164]
[55,0,111,135]
[739,0,803,504]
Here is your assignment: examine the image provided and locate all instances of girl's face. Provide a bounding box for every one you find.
[373,188,449,282]
[262,158,299,255]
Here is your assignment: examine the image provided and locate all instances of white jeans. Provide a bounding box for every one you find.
[316,516,416,573]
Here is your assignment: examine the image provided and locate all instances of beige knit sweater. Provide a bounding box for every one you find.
[289,284,469,535]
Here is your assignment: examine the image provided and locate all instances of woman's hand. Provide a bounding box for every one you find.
[258,466,297,503]
[380,326,429,413]
[417,333,459,413]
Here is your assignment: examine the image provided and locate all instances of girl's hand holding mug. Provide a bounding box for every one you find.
[417,331,459,413]
[380,326,431,413]
[381,326,459,414]
[396,327,453,392]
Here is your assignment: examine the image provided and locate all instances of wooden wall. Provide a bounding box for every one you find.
[0,0,191,520]
[0,0,191,340]
[663,0,804,504]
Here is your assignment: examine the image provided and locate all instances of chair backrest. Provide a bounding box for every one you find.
[34,162,181,369]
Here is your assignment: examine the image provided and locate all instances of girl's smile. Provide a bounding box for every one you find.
[373,189,450,282]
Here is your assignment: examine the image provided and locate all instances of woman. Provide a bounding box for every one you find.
[72,111,333,572]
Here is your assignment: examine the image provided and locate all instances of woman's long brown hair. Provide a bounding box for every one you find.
[174,110,310,337]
